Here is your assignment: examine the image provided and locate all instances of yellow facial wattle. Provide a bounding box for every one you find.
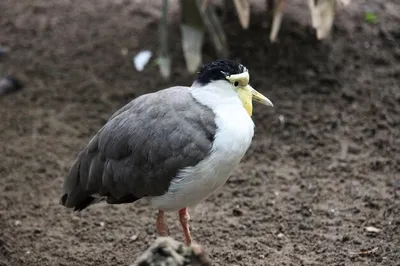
[238,88,253,116]
[226,72,273,116]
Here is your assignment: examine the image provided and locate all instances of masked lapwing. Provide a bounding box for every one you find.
[60,59,273,245]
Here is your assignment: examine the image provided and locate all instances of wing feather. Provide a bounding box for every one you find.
[61,86,216,210]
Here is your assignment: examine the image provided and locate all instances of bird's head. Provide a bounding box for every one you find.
[194,59,273,116]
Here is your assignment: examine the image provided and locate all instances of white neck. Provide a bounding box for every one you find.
[189,80,242,110]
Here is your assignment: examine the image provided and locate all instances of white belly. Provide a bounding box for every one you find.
[149,104,254,211]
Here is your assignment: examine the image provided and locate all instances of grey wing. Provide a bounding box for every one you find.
[60,87,216,211]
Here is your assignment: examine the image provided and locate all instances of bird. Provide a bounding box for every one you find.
[60,59,273,246]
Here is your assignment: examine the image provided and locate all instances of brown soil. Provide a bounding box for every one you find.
[1,0,399,265]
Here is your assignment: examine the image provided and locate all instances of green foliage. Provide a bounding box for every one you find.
[364,11,378,24]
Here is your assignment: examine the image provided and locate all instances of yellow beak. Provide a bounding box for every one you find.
[248,85,274,107]
[237,85,273,116]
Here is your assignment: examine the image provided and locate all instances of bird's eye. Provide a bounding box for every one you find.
[234,81,239,87]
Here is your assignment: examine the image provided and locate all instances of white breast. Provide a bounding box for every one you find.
[149,81,255,212]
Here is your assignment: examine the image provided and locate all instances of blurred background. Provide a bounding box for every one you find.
[0,0,399,265]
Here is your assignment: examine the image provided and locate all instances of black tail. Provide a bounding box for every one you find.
[60,149,101,212]
[60,193,100,212]
[61,136,141,211]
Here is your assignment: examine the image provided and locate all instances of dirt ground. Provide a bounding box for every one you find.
[1,0,399,265]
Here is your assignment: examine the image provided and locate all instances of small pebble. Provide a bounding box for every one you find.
[232,208,243,217]
[104,234,114,242]
[305,69,316,78]
[0,76,23,97]
[364,226,381,233]
[277,233,284,238]
[130,234,138,241]
[121,47,128,56]
[278,115,285,126]
[15,220,21,226]
[0,47,9,57]
[95,221,105,227]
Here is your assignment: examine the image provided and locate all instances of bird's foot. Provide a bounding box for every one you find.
[156,209,169,236]
[179,207,192,246]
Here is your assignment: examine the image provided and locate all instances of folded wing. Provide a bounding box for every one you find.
[60,87,216,211]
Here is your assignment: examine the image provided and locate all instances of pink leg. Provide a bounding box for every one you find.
[179,207,192,245]
[156,209,169,236]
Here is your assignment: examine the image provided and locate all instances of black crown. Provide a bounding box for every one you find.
[195,59,247,85]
